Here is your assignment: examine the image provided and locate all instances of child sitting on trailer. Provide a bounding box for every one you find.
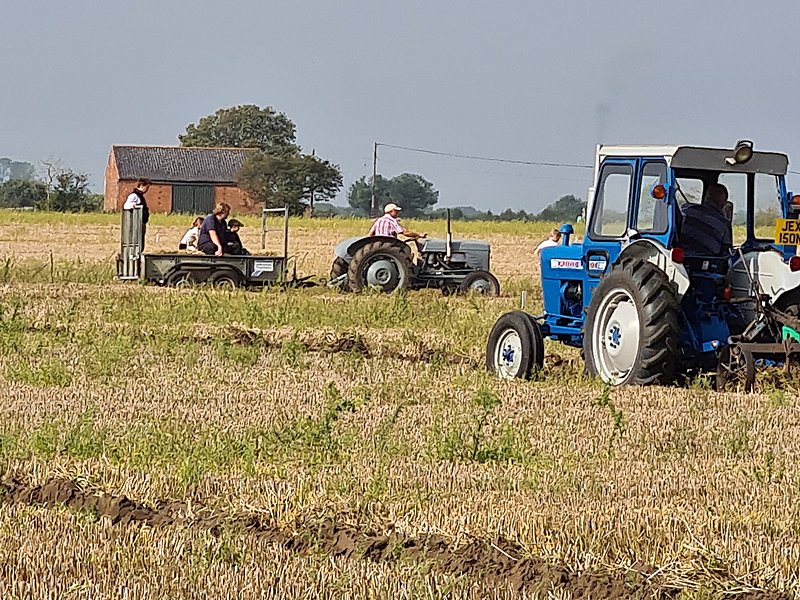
[225,219,251,255]
[178,217,203,251]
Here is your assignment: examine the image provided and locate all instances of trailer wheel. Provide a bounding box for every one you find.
[486,311,544,380]
[330,257,349,280]
[583,258,680,386]
[715,345,756,393]
[166,270,196,288]
[347,241,412,293]
[209,270,241,290]
[458,270,500,296]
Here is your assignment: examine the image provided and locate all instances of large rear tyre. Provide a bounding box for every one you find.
[486,311,545,380]
[347,241,412,293]
[458,270,500,296]
[583,258,681,386]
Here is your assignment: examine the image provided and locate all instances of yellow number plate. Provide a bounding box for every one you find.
[774,219,800,244]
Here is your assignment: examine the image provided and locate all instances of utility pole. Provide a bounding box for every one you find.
[371,142,378,217]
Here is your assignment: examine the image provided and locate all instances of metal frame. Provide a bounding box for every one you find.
[118,208,143,280]
[261,206,290,259]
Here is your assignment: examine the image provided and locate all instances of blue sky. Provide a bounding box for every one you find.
[2,0,800,211]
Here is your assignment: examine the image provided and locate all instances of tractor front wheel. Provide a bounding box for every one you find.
[458,270,500,296]
[486,311,544,380]
[583,258,681,386]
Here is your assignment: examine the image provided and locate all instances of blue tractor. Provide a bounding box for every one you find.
[486,142,800,391]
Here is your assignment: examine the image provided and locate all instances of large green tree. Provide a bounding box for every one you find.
[180,105,342,214]
[236,150,342,215]
[348,173,439,217]
[179,105,298,152]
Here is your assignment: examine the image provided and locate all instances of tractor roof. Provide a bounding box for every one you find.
[597,144,788,175]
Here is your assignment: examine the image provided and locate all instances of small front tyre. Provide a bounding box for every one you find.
[485,311,545,380]
[458,270,500,296]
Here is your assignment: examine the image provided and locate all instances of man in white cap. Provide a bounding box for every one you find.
[368,202,424,239]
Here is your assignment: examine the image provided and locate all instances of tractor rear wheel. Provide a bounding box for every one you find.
[485,311,544,380]
[583,258,681,386]
[347,241,412,293]
[458,270,500,296]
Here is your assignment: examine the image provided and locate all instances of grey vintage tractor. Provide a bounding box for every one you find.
[486,141,800,391]
[329,211,499,295]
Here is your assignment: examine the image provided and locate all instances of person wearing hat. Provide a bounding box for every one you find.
[225,219,250,255]
[368,202,424,239]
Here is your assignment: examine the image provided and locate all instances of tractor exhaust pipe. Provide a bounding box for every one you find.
[446,208,452,262]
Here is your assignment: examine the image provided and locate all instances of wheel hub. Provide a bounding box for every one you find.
[496,328,523,379]
[365,258,400,289]
[593,288,640,384]
[470,279,491,294]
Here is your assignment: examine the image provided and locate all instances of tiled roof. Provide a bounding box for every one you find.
[112,145,256,184]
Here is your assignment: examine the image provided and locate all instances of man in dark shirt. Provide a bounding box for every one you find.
[679,183,733,257]
[197,202,231,255]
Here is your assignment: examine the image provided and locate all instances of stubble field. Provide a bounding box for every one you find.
[0,211,798,599]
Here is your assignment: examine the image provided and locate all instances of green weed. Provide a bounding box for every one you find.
[591,384,625,456]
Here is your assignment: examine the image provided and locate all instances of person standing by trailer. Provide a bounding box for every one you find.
[197,202,231,255]
[122,179,151,250]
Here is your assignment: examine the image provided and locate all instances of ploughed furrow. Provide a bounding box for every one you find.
[0,477,790,600]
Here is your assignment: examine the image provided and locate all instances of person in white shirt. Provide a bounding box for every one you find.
[535,228,562,258]
[122,179,151,250]
[179,217,203,251]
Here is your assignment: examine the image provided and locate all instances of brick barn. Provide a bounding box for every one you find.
[104,145,260,215]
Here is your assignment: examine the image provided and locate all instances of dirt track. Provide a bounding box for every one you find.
[0,478,788,600]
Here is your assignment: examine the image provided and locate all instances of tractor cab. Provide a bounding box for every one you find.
[489,141,800,390]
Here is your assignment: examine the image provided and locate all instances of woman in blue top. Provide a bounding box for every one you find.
[197,202,231,255]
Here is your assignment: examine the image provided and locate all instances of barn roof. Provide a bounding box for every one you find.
[111,145,256,184]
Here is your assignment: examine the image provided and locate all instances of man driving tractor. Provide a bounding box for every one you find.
[369,203,425,239]
[679,182,733,257]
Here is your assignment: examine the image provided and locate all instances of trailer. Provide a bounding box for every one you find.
[116,207,305,288]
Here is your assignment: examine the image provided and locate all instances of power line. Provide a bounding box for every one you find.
[376,142,593,170]
[377,156,589,182]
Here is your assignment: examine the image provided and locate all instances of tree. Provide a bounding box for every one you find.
[236,150,343,215]
[38,170,98,212]
[348,173,439,217]
[181,105,342,215]
[292,153,343,211]
[179,105,298,152]
[534,194,585,222]
[0,158,35,182]
[0,179,47,208]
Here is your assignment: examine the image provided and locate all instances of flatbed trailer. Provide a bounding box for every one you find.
[116,206,304,288]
